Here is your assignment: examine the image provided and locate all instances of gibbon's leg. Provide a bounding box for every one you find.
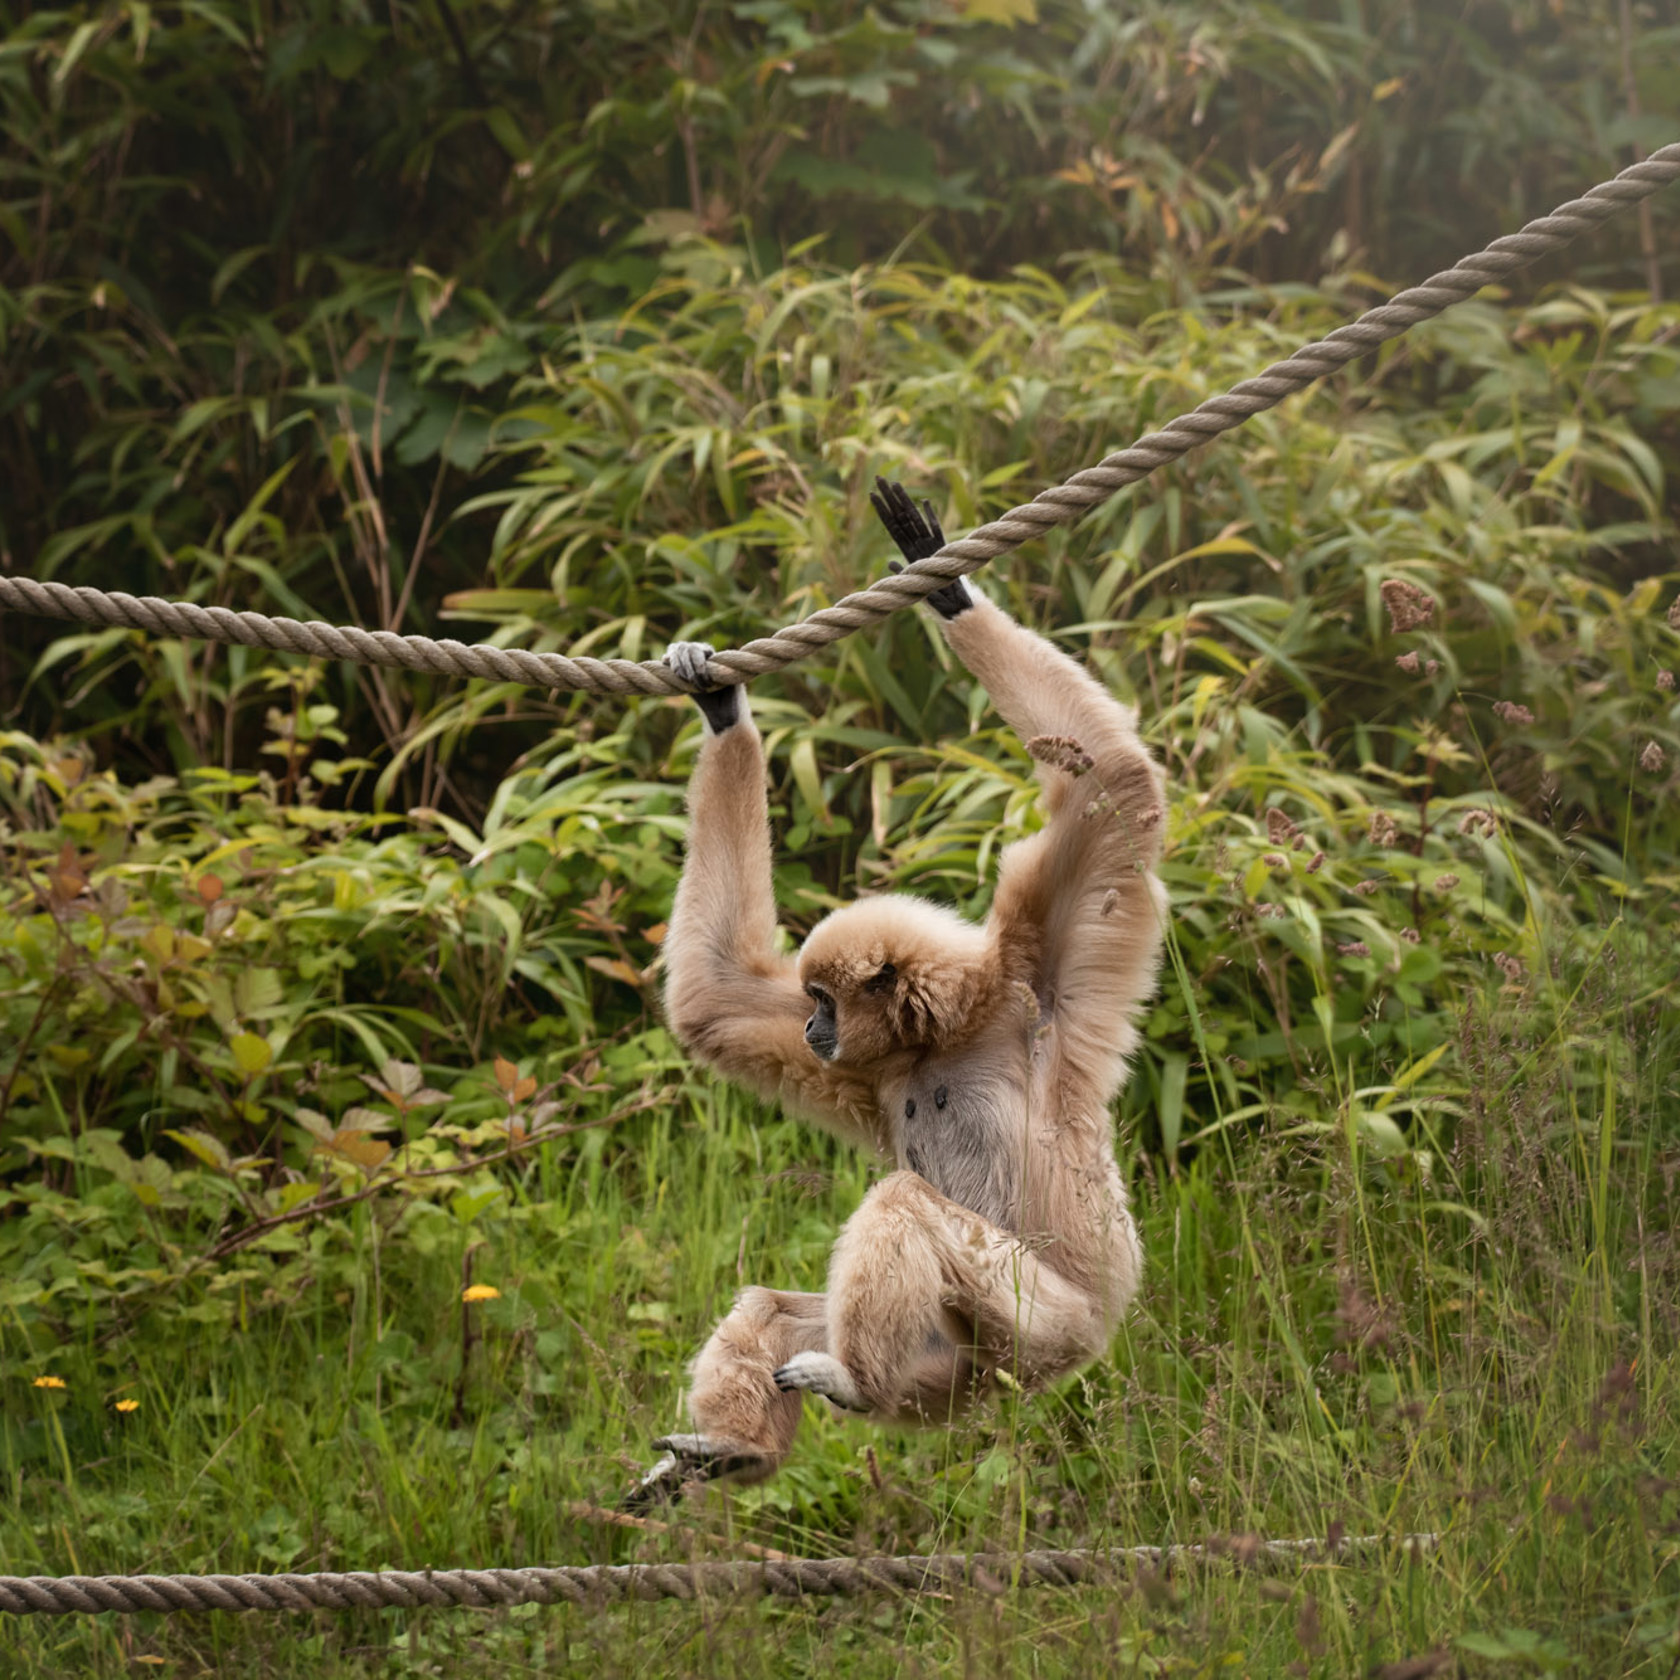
[624,1288,826,1508]
[774,1172,1107,1416]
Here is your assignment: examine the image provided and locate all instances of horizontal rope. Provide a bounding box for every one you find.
[2,145,1674,695]
[0,1530,1437,1616]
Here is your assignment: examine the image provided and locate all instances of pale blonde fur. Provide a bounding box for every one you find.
[658,593,1166,1481]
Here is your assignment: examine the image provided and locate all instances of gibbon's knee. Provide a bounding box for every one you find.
[824,1172,971,1412]
[831,1172,1111,1403]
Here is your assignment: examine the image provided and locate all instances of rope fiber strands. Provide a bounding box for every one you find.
[0,1532,1437,1617]
[1,146,1676,696]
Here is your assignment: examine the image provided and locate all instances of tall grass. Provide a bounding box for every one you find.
[3,969,1674,1674]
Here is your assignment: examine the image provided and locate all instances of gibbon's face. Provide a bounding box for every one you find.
[800,961,895,1064]
[797,897,989,1068]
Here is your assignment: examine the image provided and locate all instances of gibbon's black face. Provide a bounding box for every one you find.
[804,962,897,1064]
[803,984,838,1061]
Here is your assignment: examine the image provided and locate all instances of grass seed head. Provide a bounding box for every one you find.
[1026,734,1093,775]
[1493,700,1534,726]
[1381,578,1436,632]
[1640,741,1665,772]
[1658,669,1676,692]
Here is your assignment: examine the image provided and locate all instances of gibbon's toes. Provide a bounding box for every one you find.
[620,1450,686,1513]
[620,1435,771,1512]
[771,1352,869,1412]
[663,640,716,690]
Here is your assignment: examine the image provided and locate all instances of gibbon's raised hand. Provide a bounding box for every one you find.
[631,479,1166,1509]
[868,476,973,621]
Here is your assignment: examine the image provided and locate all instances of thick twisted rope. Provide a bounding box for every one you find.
[0,1531,1435,1616]
[1,148,1675,694]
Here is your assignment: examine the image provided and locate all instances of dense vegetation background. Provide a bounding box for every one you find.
[2,2,1679,1674]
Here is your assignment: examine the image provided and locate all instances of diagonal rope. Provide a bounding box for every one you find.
[0,1530,1437,1616]
[1,146,1676,695]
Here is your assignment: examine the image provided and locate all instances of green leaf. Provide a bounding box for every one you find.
[163,1129,231,1172]
[230,1033,273,1077]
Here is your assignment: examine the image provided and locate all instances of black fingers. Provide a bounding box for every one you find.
[872,477,971,619]
[870,476,943,562]
[665,639,743,732]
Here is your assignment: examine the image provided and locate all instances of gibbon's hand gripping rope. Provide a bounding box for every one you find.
[0,1532,1436,1616]
[1,145,1677,696]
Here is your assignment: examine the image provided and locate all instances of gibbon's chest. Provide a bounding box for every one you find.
[881,1050,1029,1227]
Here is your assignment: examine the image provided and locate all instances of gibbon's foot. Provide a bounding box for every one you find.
[772,1351,870,1412]
[871,477,972,621]
[664,640,742,733]
[620,1434,772,1512]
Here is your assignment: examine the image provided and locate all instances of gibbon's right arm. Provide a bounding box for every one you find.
[661,644,878,1145]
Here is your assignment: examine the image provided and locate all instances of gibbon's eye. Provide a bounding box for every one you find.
[804,983,832,1006]
[862,962,897,996]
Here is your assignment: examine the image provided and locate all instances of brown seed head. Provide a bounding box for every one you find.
[1380,578,1436,633]
[1394,651,1420,674]
[1640,741,1665,772]
[1368,810,1399,848]
[1657,670,1676,693]
[1027,735,1093,775]
[1493,700,1534,726]
[1265,807,1297,843]
[1669,595,1680,631]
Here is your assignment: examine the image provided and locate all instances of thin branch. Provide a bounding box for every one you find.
[432,0,488,107]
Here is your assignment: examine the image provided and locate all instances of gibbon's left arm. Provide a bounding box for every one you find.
[872,482,1167,1099]
[660,644,879,1146]
[955,601,1167,1095]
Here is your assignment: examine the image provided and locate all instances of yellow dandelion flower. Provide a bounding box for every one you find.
[461,1284,501,1303]
[114,1398,140,1413]
[32,1375,66,1390]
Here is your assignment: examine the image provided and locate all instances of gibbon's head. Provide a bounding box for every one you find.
[797,897,990,1066]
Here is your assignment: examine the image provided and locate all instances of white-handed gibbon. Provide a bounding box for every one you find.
[627,480,1167,1506]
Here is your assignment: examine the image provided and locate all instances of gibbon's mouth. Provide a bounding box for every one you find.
[804,1018,839,1062]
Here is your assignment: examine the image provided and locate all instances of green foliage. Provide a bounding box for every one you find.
[2,3,1679,1675]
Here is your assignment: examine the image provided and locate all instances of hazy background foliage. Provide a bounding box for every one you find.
[2,2,1679,1675]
